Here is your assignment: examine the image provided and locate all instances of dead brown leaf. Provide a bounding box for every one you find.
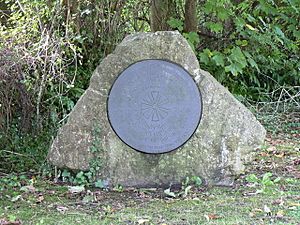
[0,218,22,225]
[275,152,285,158]
[204,214,220,221]
[56,206,68,213]
[36,195,44,204]
[276,210,285,218]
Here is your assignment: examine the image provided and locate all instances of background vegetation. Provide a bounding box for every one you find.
[0,0,299,173]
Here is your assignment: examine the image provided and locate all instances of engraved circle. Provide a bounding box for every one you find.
[107,59,202,154]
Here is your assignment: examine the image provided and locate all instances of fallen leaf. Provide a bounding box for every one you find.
[0,218,22,225]
[276,210,284,218]
[47,190,55,195]
[68,185,85,194]
[204,215,210,221]
[260,152,269,157]
[56,206,68,213]
[245,24,257,31]
[264,205,271,216]
[272,199,284,206]
[10,195,22,202]
[164,188,176,198]
[275,152,284,158]
[137,219,149,224]
[36,195,44,204]
[254,208,263,212]
[293,159,300,165]
[20,185,35,193]
[289,202,300,207]
[267,146,276,152]
[82,195,94,203]
[204,214,219,221]
[249,212,255,217]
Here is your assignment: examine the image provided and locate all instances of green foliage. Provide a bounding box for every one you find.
[0,0,140,173]
[190,176,203,187]
[58,122,105,187]
[0,174,27,191]
[167,17,200,51]
[88,123,105,183]
[113,184,124,192]
[0,0,299,175]
[94,179,105,188]
[246,172,281,194]
[167,17,184,32]
[0,125,54,172]
[60,169,106,188]
[169,0,300,100]
[164,176,203,198]
[197,0,300,100]
[183,32,200,51]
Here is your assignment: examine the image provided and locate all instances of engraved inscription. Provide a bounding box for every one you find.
[146,124,168,142]
[107,59,202,154]
[141,91,169,122]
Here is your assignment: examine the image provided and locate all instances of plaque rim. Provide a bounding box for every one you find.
[106,59,203,154]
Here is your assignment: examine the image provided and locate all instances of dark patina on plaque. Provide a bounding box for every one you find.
[107,59,202,154]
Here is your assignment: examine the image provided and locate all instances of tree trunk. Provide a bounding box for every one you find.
[0,1,10,25]
[150,0,176,32]
[184,0,198,32]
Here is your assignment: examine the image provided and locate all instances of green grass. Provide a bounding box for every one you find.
[1,156,300,225]
[1,109,299,225]
[0,181,299,225]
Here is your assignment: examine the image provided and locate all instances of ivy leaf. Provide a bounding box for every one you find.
[199,53,209,64]
[246,174,259,183]
[199,49,212,65]
[203,1,214,13]
[167,18,183,31]
[225,47,247,75]
[217,7,230,21]
[293,30,300,39]
[206,22,223,33]
[229,47,247,68]
[212,53,224,67]
[184,32,200,51]
[262,172,273,181]
[186,32,200,45]
[236,39,248,46]
[191,176,203,186]
[94,179,105,188]
[234,17,246,28]
[225,63,244,76]
[62,169,71,178]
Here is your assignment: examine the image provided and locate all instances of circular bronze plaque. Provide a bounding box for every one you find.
[107,59,202,154]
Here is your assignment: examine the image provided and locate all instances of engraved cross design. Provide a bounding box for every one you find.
[141,91,169,122]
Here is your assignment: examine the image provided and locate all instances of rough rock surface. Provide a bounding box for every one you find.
[48,31,266,187]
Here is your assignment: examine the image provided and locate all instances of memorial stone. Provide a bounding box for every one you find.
[48,31,266,187]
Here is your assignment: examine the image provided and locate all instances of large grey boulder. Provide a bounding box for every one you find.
[48,31,266,187]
